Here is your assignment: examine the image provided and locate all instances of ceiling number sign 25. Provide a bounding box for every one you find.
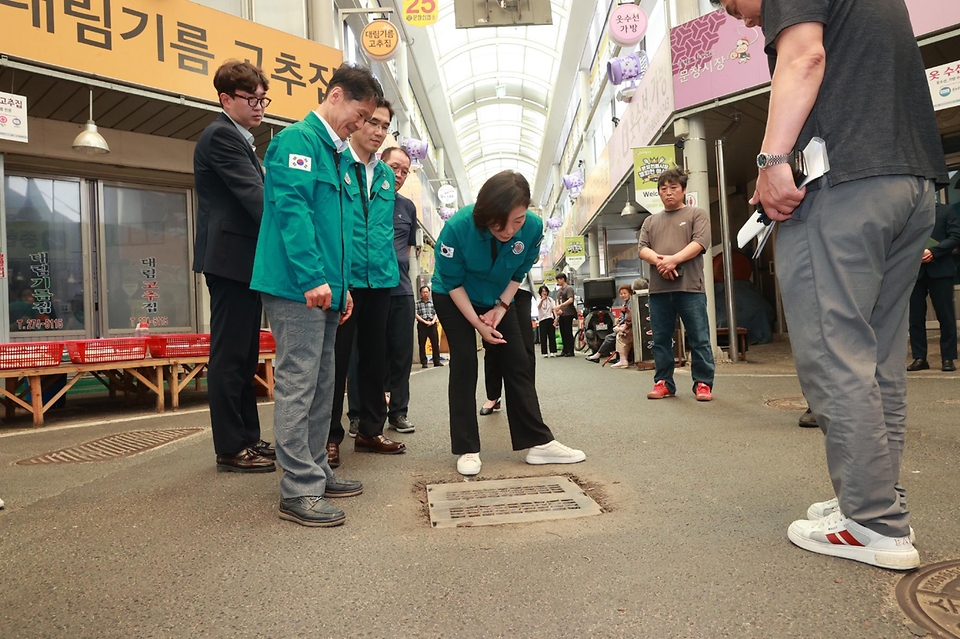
[404,0,438,27]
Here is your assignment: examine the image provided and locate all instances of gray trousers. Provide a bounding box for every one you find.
[262,294,339,499]
[776,175,935,538]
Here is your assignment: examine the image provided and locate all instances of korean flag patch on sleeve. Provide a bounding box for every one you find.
[440,243,455,258]
[288,154,312,172]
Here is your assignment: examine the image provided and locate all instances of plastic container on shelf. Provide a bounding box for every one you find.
[65,338,149,364]
[0,342,66,370]
[259,330,276,353]
[147,334,211,358]
[133,321,150,338]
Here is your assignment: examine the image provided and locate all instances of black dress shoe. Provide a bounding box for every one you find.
[354,433,406,454]
[433,361,444,367]
[479,399,501,416]
[906,358,929,371]
[251,439,276,459]
[324,476,363,498]
[798,408,818,428]
[326,442,340,468]
[216,448,276,473]
[278,496,345,527]
[943,360,956,372]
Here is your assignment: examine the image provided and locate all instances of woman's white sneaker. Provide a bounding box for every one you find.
[525,440,586,465]
[787,510,919,570]
[807,497,915,543]
[457,453,482,476]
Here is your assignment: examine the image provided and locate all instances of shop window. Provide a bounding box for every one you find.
[100,185,193,333]
[4,176,85,335]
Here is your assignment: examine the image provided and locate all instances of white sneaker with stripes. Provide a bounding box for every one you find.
[806,497,916,544]
[788,509,919,570]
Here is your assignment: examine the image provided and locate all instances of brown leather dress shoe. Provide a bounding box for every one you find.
[326,442,341,468]
[216,448,276,473]
[251,439,276,459]
[354,433,406,454]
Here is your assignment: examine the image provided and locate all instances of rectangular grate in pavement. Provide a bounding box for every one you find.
[15,428,204,465]
[427,476,602,528]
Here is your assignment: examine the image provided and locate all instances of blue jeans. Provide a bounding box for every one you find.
[262,294,339,499]
[649,291,715,394]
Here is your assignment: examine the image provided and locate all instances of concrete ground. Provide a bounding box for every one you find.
[0,340,958,639]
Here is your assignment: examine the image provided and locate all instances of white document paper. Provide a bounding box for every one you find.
[736,137,830,256]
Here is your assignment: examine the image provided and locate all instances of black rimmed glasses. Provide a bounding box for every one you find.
[232,94,272,109]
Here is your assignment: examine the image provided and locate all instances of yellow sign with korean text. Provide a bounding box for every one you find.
[0,0,342,123]
[543,269,557,286]
[403,0,438,27]
[361,20,400,62]
[633,145,676,213]
[565,236,586,270]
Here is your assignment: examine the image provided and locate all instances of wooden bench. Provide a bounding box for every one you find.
[0,353,275,427]
[716,327,749,362]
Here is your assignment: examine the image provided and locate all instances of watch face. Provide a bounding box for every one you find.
[756,153,767,169]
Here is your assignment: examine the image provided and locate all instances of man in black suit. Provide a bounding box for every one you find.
[194,60,276,472]
[908,203,960,372]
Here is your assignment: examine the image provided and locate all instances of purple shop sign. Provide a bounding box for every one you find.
[671,10,770,111]
[905,0,960,38]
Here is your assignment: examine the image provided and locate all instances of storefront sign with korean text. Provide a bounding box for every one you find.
[927,60,960,111]
[0,92,29,143]
[0,0,342,122]
[564,236,586,270]
[403,0,438,27]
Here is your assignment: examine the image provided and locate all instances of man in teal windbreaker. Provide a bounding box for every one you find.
[251,64,383,528]
[326,98,405,468]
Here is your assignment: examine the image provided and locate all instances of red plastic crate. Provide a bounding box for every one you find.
[66,338,148,364]
[259,331,276,353]
[147,334,210,358]
[0,341,65,370]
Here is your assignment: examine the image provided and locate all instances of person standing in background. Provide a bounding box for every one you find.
[415,285,443,369]
[536,285,557,358]
[553,273,577,357]
[193,60,275,474]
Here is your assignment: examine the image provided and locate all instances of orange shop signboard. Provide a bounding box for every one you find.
[0,0,343,122]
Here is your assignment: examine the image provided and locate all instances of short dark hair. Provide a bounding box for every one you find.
[214,60,269,97]
[556,273,568,282]
[381,147,410,164]
[709,0,722,7]
[327,64,383,104]
[538,285,551,296]
[473,171,531,230]
[419,285,430,293]
[377,97,395,122]
[657,169,688,191]
[618,284,632,295]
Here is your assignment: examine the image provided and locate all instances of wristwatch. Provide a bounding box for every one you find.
[494,298,511,311]
[756,152,791,170]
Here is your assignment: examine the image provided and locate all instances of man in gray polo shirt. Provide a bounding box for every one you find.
[714,0,947,569]
[638,169,714,402]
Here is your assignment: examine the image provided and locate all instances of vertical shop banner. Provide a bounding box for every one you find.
[632,145,676,213]
[543,269,557,286]
[671,10,771,111]
[403,0,438,27]
[927,60,960,111]
[564,236,586,270]
[0,93,29,143]
[905,0,960,38]
[0,0,342,122]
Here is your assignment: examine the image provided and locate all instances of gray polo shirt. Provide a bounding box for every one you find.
[638,205,711,294]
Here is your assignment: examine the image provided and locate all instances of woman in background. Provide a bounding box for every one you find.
[536,285,557,358]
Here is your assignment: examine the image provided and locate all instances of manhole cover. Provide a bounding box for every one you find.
[427,475,602,528]
[16,428,203,465]
[897,559,960,638]
[765,396,808,411]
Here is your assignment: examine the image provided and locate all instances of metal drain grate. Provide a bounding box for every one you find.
[896,559,960,639]
[16,428,203,465]
[427,476,602,528]
[764,397,808,411]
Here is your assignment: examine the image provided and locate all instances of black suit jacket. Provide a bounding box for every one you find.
[193,113,264,283]
[919,203,960,280]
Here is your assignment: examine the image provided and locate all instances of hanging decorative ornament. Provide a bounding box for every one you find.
[439,206,457,220]
[546,217,563,231]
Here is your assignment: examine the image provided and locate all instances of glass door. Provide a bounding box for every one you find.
[2,173,91,341]
[97,183,195,335]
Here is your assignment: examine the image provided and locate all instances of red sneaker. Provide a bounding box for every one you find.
[646,380,674,399]
[695,382,713,401]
